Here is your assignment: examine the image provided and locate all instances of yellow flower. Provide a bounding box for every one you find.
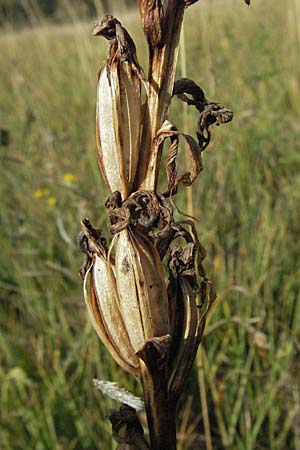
[48,197,57,207]
[34,188,50,198]
[63,173,76,183]
[34,189,43,199]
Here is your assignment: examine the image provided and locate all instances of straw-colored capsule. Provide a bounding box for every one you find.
[115,229,170,353]
[83,254,139,376]
[96,60,141,199]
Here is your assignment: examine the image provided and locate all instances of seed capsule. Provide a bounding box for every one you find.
[115,229,170,353]
[83,254,139,376]
[95,17,142,199]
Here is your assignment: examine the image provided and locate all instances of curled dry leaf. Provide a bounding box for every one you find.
[155,120,203,195]
[107,405,150,449]
[137,1,186,192]
[173,78,233,152]
[94,15,143,199]
[137,334,172,372]
[105,189,174,238]
[168,275,198,402]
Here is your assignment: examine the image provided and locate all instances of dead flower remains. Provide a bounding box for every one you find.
[78,1,249,449]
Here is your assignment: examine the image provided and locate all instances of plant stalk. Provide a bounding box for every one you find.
[140,359,177,450]
[137,0,185,191]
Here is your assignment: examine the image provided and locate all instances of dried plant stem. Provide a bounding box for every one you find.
[82,2,240,449]
[140,360,177,450]
[138,1,185,190]
[180,21,194,218]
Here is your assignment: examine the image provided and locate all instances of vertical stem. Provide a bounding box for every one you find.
[180,21,194,217]
[179,26,212,449]
[137,0,185,191]
[140,360,177,450]
[197,346,212,450]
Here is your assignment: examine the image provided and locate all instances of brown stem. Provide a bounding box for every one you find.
[140,359,177,450]
[137,0,186,191]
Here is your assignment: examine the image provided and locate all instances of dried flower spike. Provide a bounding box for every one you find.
[79,2,245,448]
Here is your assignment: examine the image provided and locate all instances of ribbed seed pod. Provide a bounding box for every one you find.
[96,58,141,199]
[83,254,139,376]
[166,241,215,402]
[168,276,198,401]
[115,229,170,353]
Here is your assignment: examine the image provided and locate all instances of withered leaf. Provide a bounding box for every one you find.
[155,120,203,195]
[92,15,140,69]
[173,77,233,152]
[173,78,206,112]
[106,189,174,238]
[107,405,150,449]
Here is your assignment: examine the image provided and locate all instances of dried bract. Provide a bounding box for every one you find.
[167,239,216,403]
[155,120,203,195]
[107,405,150,449]
[106,189,173,238]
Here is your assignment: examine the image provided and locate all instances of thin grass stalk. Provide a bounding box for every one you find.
[179,22,194,218]
[180,23,212,450]
[197,347,212,450]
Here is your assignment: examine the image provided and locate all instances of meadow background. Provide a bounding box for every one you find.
[0,0,300,448]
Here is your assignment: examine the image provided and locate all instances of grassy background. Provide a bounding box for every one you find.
[0,0,300,448]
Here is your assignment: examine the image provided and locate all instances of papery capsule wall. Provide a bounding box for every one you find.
[84,254,139,376]
[115,229,170,353]
[96,59,141,199]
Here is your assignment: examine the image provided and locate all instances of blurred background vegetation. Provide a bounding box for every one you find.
[0,0,300,449]
[0,0,137,26]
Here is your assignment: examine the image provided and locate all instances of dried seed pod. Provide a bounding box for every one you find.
[94,16,142,199]
[167,276,198,402]
[115,229,170,353]
[83,254,139,376]
[166,240,214,403]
